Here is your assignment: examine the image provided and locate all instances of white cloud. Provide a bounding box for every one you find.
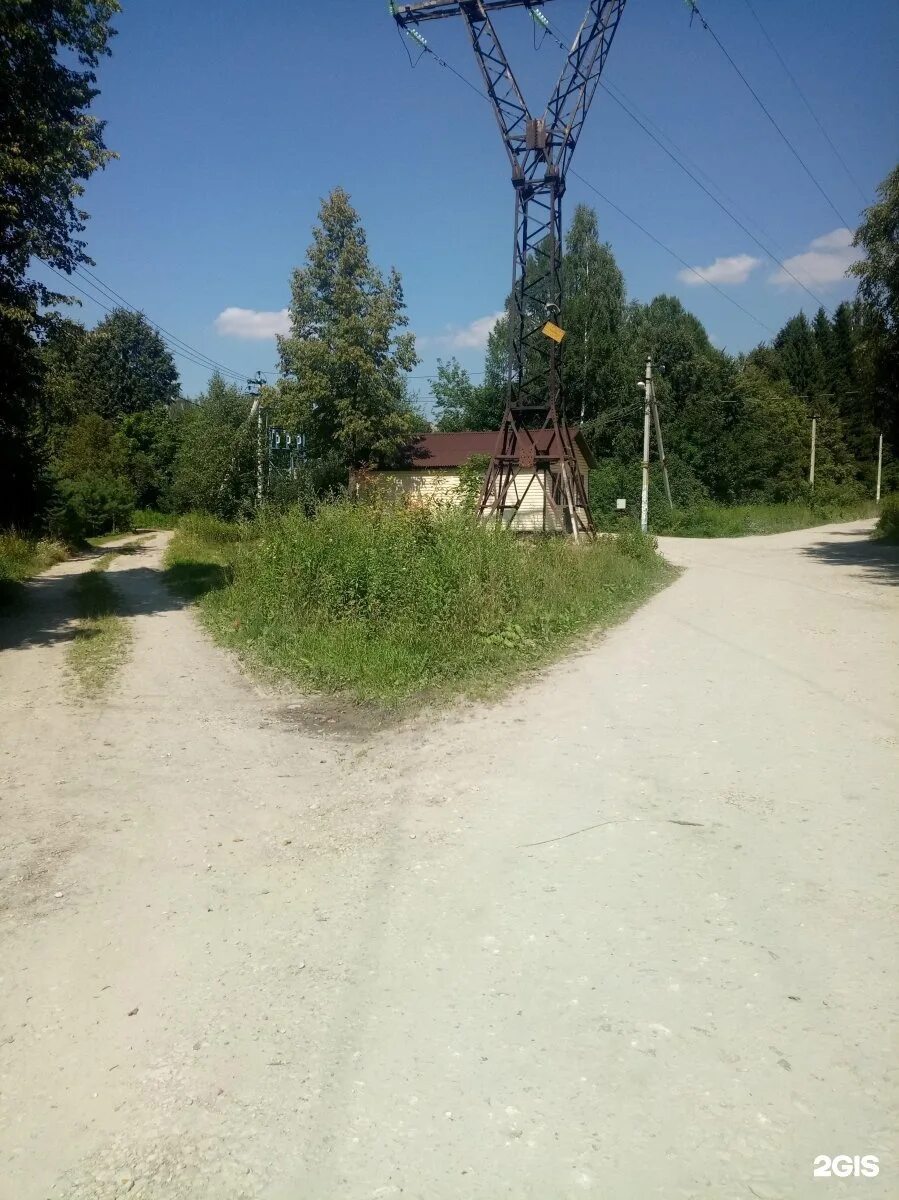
[420,311,504,351]
[214,306,290,340]
[677,253,762,286]
[769,227,861,288]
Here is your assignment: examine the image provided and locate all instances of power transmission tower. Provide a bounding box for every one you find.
[392,0,628,536]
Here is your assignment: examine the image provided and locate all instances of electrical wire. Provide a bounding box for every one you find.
[42,263,251,383]
[73,264,251,382]
[533,12,832,315]
[397,26,776,336]
[568,169,775,335]
[739,0,869,207]
[683,0,852,228]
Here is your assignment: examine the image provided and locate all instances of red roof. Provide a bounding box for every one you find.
[402,428,595,469]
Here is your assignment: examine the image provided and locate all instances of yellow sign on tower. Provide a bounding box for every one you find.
[542,321,566,344]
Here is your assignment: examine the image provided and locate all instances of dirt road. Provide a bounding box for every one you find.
[1,522,896,1199]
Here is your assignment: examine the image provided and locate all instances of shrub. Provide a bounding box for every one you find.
[877,493,899,541]
[48,474,135,542]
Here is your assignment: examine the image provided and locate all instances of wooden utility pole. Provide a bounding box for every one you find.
[809,415,817,488]
[649,373,673,511]
[876,432,883,502]
[246,373,266,510]
[640,358,652,532]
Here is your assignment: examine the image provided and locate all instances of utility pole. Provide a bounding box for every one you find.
[648,371,673,510]
[809,414,817,488]
[639,357,652,533]
[247,373,266,510]
[876,431,883,502]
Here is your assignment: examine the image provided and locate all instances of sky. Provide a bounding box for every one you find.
[38,0,899,408]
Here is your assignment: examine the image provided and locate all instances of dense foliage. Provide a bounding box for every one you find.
[433,191,898,521]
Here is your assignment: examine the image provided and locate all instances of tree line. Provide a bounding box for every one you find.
[1,3,896,537]
[432,180,898,515]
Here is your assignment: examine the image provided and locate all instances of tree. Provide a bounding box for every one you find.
[0,0,119,322]
[851,164,899,455]
[561,205,630,430]
[852,164,899,338]
[432,358,479,432]
[73,308,179,418]
[276,188,418,471]
[172,374,255,518]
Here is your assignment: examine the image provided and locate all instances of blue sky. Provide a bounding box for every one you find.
[40,0,899,406]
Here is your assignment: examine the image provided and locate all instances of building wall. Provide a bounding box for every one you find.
[357,465,589,533]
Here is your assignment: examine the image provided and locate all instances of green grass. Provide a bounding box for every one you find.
[652,498,877,538]
[0,532,68,609]
[132,508,178,530]
[164,512,241,601]
[165,503,675,706]
[875,493,899,542]
[67,563,131,696]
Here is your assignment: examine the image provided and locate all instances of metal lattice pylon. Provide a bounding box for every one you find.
[392,0,628,535]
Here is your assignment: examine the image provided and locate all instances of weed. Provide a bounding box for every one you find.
[653,499,877,538]
[132,508,178,530]
[165,501,674,705]
[875,493,899,542]
[0,532,68,609]
[67,562,130,696]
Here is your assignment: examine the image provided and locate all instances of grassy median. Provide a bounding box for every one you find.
[67,553,132,696]
[165,504,675,706]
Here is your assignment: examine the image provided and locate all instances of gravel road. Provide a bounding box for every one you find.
[0,522,896,1199]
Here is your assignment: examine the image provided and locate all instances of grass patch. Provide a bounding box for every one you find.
[164,513,241,602]
[133,508,178,530]
[653,498,877,538]
[67,562,131,696]
[875,493,899,542]
[0,532,68,609]
[165,503,674,706]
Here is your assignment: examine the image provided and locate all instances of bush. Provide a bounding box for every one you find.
[48,474,135,542]
[877,493,899,541]
[175,500,675,703]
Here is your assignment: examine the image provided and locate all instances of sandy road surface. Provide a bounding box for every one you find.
[0,522,896,1199]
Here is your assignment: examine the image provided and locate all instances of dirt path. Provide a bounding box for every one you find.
[0,522,896,1199]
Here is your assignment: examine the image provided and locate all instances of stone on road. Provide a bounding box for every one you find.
[0,522,896,1199]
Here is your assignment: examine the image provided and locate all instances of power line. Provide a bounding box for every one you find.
[42,263,250,383]
[683,0,852,228]
[595,81,834,314]
[535,12,832,315]
[739,0,869,207]
[397,27,776,337]
[569,169,775,335]
[74,264,250,382]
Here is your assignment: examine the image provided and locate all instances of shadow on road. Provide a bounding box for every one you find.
[0,540,228,655]
[801,529,899,587]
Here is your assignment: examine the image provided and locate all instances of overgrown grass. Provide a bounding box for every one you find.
[67,562,131,696]
[0,532,68,609]
[164,512,242,601]
[653,498,877,538]
[133,508,178,530]
[165,503,674,705]
[875,493,899,542]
